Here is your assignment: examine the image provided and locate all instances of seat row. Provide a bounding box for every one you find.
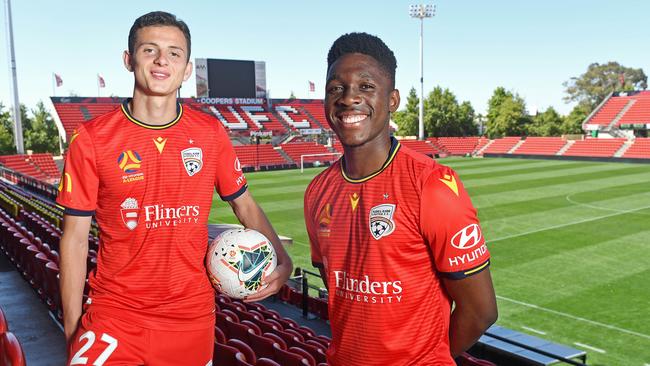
[214,294,330,366]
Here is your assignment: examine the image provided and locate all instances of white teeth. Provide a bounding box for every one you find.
[341,115,366,123]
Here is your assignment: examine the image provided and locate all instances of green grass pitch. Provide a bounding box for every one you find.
[210,157,650,366]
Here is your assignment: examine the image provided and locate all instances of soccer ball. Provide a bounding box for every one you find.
[206,228,277,299]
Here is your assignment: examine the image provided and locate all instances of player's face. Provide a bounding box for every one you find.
[325,53,400,148]
[123,25,192,97]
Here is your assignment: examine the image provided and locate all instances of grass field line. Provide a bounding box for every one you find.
[573,342,606,354]
[497,295,650,341]
[488,204,650,243]
[521,326,546,335]
[565,193,650,215]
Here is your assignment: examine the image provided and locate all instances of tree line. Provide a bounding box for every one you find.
[393,61,647,138]
[0,101,60,155]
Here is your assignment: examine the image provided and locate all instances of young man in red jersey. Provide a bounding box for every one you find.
[57,11,292,365]
[304,33,497,365]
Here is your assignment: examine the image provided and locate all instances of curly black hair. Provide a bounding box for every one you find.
[128,11,191,61]
[327,32,397,87]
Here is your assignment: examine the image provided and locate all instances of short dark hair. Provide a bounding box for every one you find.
[327,32,397,87]
[128,11,191,61]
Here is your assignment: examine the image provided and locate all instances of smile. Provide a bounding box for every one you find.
[340,114,368,124]
[151,71,169,79]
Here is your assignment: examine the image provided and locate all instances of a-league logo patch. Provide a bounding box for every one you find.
[369,204,396,240]
[181,147,203,176]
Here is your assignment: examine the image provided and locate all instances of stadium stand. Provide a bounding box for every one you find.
[622,137,650,158]
[482,137,522,154]
[233,145,291,170]
[511,137,568,155]
[398,139,440,157]
[273,100,327,130]
[562,138,626,157]
[582,91,650,132]
[433,137,480,156]
[616,91,650,127]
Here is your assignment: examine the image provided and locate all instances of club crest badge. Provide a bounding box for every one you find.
[120,198,139,230]
[369,204,396,240]
[181,147,203,176]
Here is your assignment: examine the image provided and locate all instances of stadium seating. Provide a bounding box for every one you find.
[586,97,632,126]
[398,139,439,157]
[432,137,480,156]
[622,138,650,158]
[482,137,522,154]
[616,92,650,126]
[562,138,626,157]
[233,145,290,170]
[511,137,567,155]
[582,91,650,128]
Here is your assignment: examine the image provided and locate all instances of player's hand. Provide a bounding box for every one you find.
[244,260,292,302]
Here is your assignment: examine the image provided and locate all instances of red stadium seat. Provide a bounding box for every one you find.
[227,338,257,364]
[0,332,26,366]
[213,342,249,366]
[256,358,281,366]
[0,307,7,334]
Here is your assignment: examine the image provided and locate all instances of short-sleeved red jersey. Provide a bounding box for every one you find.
[56,100,247,330]
[304,138,490,365]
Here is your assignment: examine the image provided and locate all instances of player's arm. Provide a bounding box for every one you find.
[59,214,91,344]
[227,190,292,302]
[443,269,497,358]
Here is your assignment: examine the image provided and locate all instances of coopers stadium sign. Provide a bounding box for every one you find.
[196,97,265,105]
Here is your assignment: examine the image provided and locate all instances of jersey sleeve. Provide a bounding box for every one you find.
[420,166,490,279]
[304,182,323,269]
[56,126,99,216]
[213,124,247,201]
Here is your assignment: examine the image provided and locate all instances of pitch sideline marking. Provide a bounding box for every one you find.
[565,193,650,216]
[521,326,546,335]
[489,204,650,243]
[497,295,650,341]
[573,342,606,354]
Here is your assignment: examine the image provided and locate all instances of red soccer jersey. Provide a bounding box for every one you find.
[56,100,247,330]
[304,138,490,365]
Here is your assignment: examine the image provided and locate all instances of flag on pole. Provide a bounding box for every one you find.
[308,81,315,92]
[54,73,63,87]
[98,74,106,88]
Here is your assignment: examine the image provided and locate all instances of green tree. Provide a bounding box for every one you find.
[527,107,564,136]
[0,103,16,154]
[486,87,529,137]
[563,62,647,109]
[24,101,60,153]
[562,103,590,135]
[457,101,478,136]
[392,87,419,136]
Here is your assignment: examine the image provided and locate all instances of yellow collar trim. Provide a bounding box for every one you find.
[121,100,183,130]
[341,138,400,184]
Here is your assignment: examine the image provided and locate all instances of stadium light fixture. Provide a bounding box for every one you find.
[409,4,435,141]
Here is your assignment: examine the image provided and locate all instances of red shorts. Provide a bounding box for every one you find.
[67,311,214,366]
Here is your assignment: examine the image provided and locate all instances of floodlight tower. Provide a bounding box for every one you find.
[4,0,24,153]
[409,4,435,141]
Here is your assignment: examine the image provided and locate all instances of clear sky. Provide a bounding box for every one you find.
[1,0,648,116]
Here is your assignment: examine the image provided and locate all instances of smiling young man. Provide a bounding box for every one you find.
[304,33,497,365]
[57,11,291,365]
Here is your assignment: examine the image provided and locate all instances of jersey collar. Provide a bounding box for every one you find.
[121,99,183,130]
[340,137,401,184]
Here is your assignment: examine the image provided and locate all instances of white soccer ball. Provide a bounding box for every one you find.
[206,228,277,299]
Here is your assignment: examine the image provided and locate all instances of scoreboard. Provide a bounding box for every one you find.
[195,58,266,99]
